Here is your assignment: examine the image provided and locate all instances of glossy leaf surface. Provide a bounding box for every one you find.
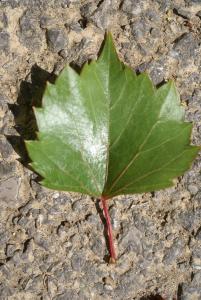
[26,33,199,198]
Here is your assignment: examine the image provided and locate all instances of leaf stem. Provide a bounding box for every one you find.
[101,196,116,263]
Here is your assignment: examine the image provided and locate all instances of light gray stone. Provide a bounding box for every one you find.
[46,29,68,52]
[0,177,20,208]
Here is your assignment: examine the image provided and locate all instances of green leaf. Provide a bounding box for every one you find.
[26,33,199,198]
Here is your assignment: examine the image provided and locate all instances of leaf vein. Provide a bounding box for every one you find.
[38,148,92,195]
[111,149,188,194]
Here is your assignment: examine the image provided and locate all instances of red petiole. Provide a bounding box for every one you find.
[101,196,116,263]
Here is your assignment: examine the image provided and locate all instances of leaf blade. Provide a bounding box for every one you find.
[26,33,199,197]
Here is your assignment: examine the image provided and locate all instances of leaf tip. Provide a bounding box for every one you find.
[105,31,114,41]
[98,31,120,64]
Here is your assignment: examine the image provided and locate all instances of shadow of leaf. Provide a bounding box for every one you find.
[140,295,165,300]
[7,64,57,166]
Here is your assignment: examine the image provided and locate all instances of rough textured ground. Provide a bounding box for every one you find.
[0,0,201,299]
